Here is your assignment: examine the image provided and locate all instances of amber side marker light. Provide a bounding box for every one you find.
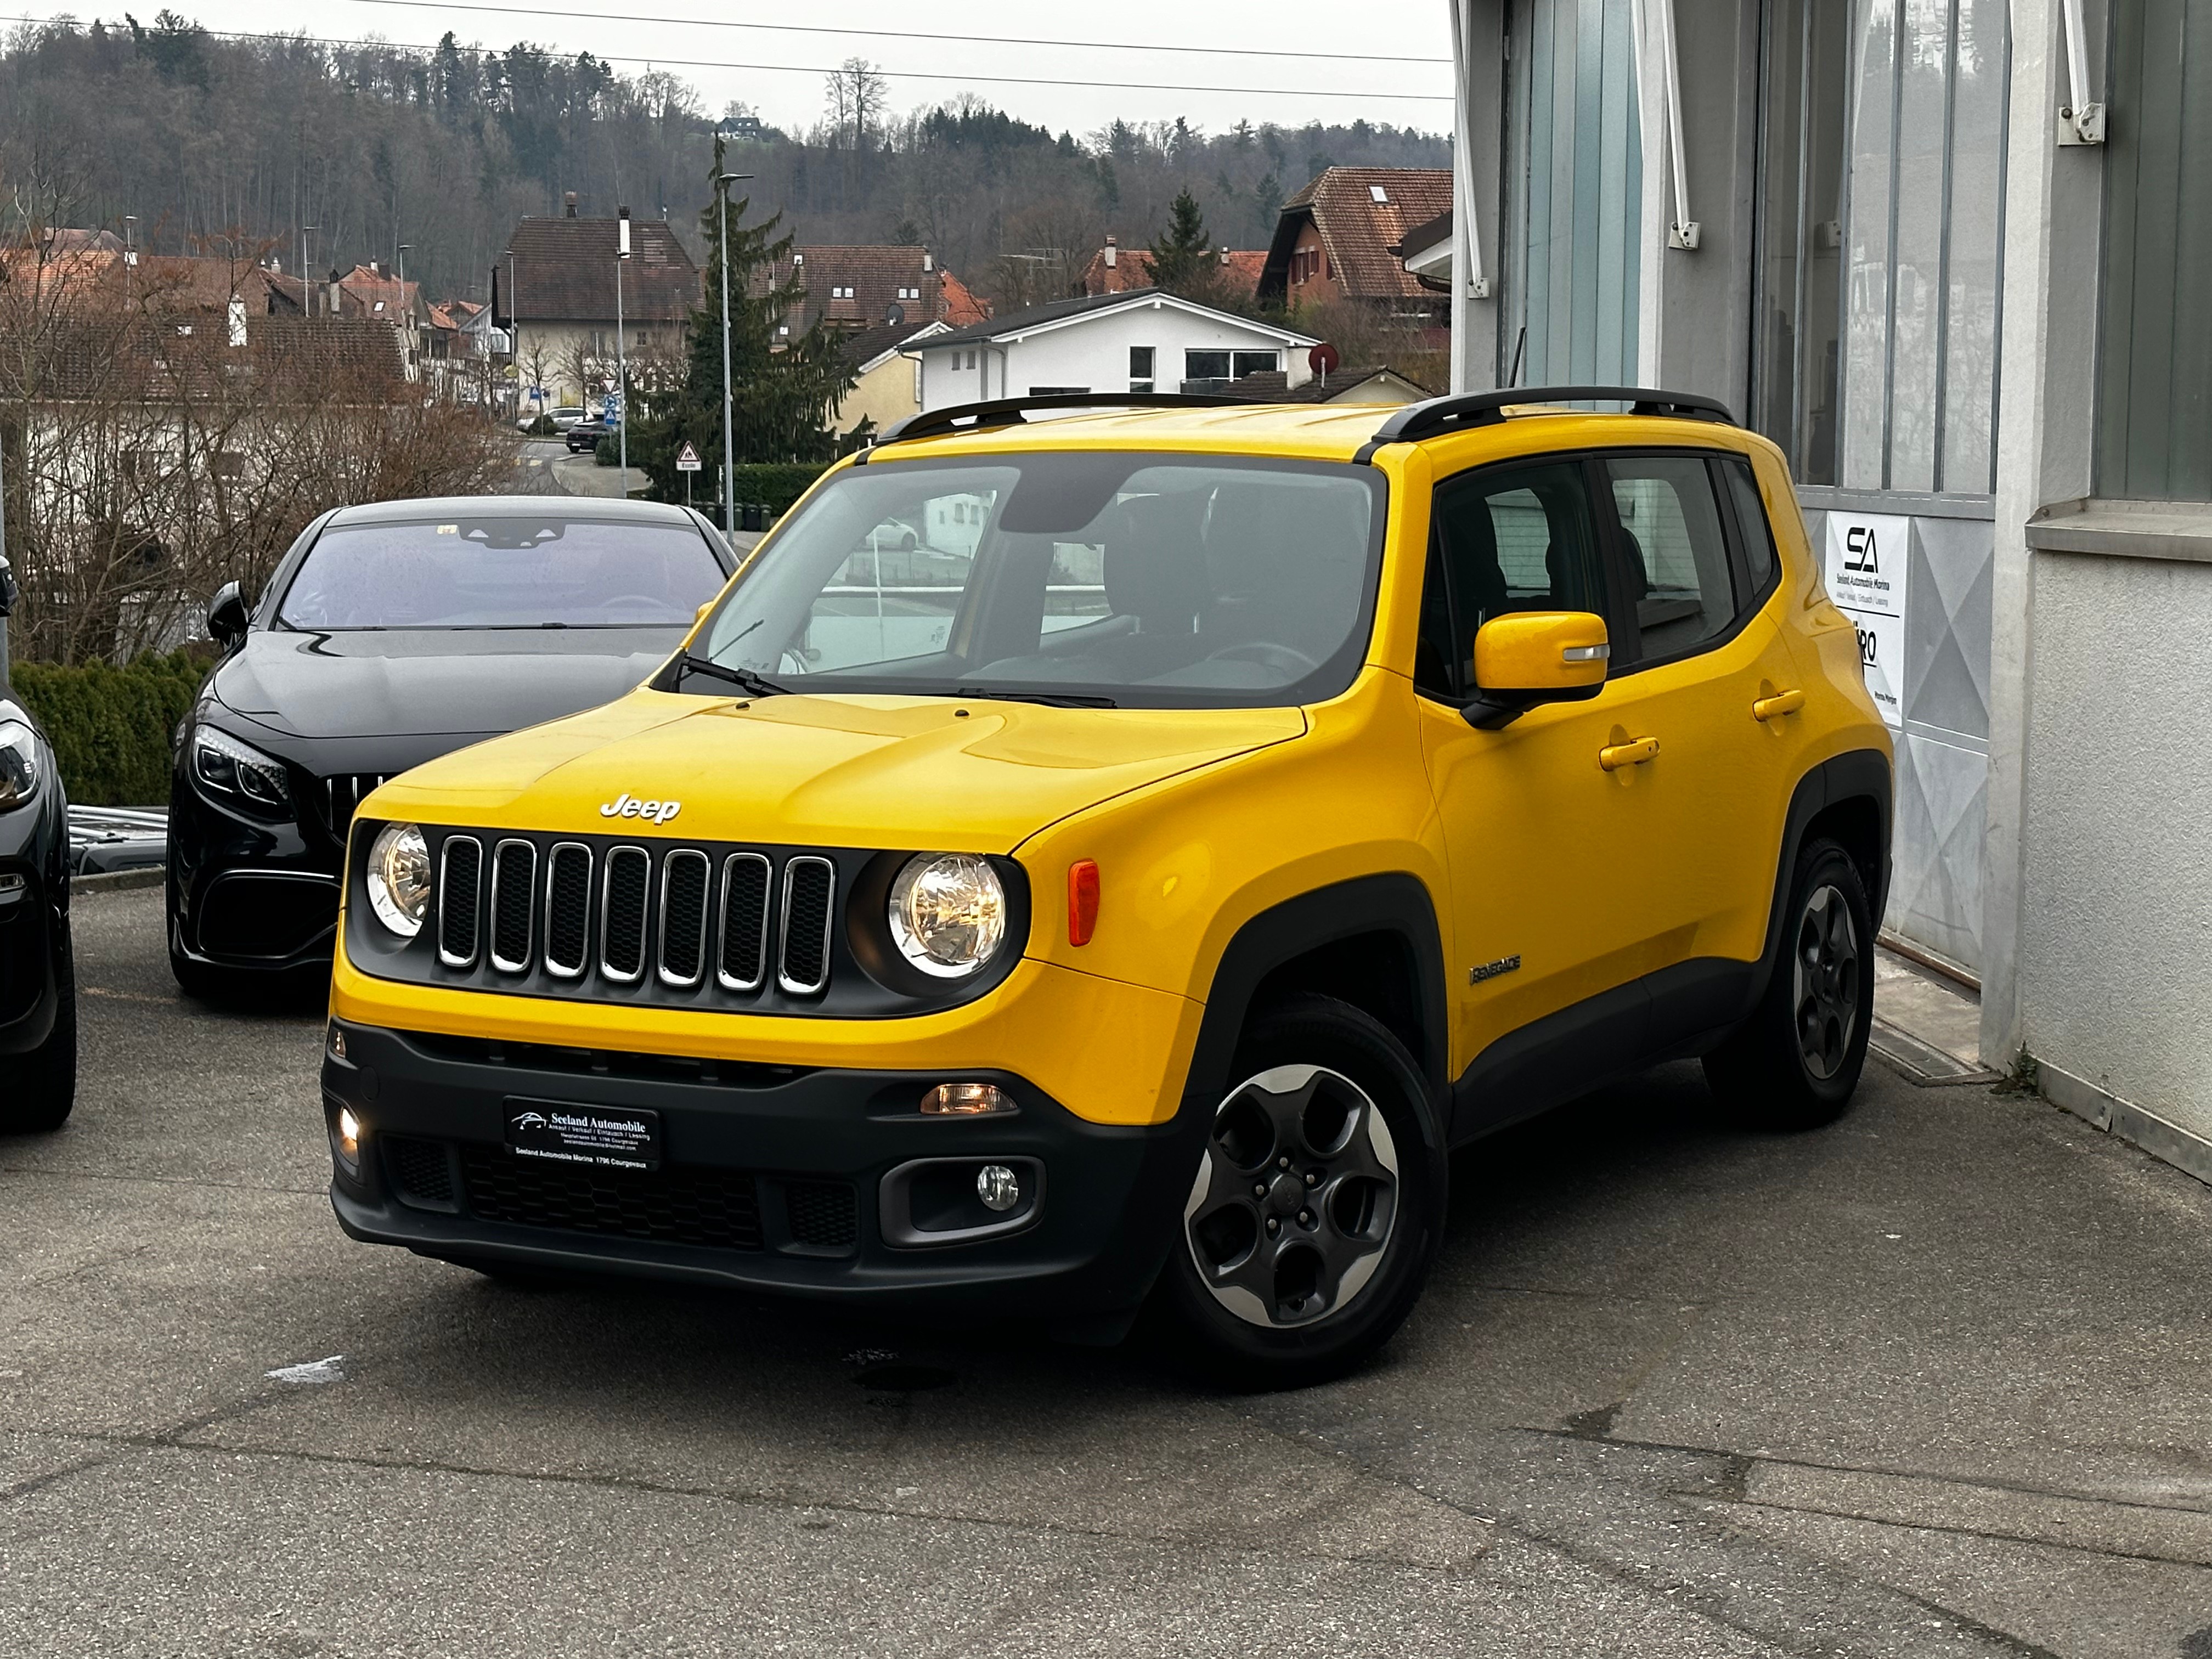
[1068,859,1100,946]
[921,1082,1015,1116]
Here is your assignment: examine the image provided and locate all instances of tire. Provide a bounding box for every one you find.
[1151,994,1447,1391]
[1,917,76,1135]
[1703,837,1875,1131]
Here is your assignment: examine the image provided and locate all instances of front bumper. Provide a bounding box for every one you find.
[0,771,68,1056]
[324,1020,1211,1323]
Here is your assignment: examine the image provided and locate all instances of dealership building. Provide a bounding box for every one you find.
[1441,0,2211,1178]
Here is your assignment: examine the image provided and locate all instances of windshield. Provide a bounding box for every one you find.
[691,454,1384,707]
[279,516,727,630]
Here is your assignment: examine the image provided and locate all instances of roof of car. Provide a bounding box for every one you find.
[861,400,1751,467]
[326,494,703,526]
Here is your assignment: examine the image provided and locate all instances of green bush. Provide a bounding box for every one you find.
[10,650,208,807]
[594,435,618,466]
[526,414,556,437]
[726,463,828,515]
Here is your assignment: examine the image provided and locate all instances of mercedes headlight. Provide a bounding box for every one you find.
[191,724,292,815]
[365,821,431,938]
[888,853,1007,978]
[0,717,38,812]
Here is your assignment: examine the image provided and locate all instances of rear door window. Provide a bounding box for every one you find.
[1600,456,1738,670]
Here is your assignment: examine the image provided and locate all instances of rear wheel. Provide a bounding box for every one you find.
[1153,995,1446,1390]
[1703,837,1875,1131]
[1,917,76,1135]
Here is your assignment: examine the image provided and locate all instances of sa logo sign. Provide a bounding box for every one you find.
[1845,524,1880,573]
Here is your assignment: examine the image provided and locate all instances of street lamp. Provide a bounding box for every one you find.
[397,242,411,289]
[614,206,631,496]
[715,172,753,537]
[301,225,317,318]
[504,246,520,417]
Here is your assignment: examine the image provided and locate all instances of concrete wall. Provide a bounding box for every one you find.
[2015,548,2212,1163]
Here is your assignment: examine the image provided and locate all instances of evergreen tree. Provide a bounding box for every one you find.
[628,137,860,506]
[1148,188,1214,297]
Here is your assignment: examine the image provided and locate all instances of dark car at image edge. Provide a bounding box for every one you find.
[0,550,75,1131]
[167,495,737,1001]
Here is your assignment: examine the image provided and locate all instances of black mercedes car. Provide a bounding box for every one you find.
[168,496,737,1000]
[0,551,75,1132]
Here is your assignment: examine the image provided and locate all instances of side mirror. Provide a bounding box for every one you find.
[0,555,17,619]
[207,581,249,649]
[1464,611,1609,729]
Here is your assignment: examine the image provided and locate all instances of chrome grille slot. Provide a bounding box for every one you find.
[657,849,710,988]
[777,856,835,995]
[325,773,388,834]
[489,840,538,973]
[716,853,772,991]
[600,846,651,983]
[543,843,592,978]
[437,836,482,967]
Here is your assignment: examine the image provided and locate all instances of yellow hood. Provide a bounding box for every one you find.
[362,687,1306,851]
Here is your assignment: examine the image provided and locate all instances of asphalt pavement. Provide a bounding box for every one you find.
[5,883,2210,1657]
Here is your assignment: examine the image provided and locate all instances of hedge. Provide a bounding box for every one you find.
[727,463,829,515]
[9,650,209,807]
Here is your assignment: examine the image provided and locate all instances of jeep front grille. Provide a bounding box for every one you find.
[411,828,850,1010]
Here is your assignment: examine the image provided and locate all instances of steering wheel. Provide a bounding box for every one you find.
[1200,640,1320,678]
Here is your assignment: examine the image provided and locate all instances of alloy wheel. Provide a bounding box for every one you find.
[1792,883,1861,1081]
[1182,1064,1400,1328]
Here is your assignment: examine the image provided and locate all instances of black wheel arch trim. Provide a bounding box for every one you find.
[1177,873,1451,1142]
[1752,748,1893,1009]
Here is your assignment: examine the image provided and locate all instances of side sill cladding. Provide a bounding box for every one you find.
[1176,873,1451,1128]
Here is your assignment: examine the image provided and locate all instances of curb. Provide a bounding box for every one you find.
[72,867,165,894]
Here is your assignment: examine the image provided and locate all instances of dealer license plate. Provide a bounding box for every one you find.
[505,1100,662,1172]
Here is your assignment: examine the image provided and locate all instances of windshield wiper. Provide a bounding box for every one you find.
[947,687,1118,709]
[669,652,791,697]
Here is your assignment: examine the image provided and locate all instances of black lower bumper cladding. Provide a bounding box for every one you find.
[323,1022,1209,1323]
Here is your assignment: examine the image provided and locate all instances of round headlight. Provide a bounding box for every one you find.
[365,822,431,938]
[888,853,1006,978]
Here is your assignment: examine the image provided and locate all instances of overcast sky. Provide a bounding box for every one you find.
[99,0,1457,139]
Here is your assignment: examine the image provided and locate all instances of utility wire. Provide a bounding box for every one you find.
[2,14,1453,101]
[308,0,1455,67]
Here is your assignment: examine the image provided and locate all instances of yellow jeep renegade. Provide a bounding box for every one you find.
[324,386,1891,1387]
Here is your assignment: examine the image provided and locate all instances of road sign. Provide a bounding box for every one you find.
[675,443,702,473]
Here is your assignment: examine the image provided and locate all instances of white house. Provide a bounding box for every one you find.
[911,291,1320,412]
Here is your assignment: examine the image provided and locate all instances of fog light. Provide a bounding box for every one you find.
[327,1024,347,1061]
[0,872,25,902]
[975,1164,1021,1212]
[921,1082,1014,1116]
[330,1105,363,1178]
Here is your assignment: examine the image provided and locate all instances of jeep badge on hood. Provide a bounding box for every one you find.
[599,793,681,824]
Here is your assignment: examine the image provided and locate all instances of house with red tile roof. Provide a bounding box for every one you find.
[1258,167,1454,318]
[491,200,700,410]
[1078,237,1267,301]
[761,246,989,347]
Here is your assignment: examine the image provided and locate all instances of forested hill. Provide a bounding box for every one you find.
[0,14,1447,309]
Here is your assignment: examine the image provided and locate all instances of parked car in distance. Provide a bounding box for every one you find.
[566,417,615,454]
[321,390,1891,1388]
[0,551,75,1132]
[548,406,588,432]
[168,498,738,1002]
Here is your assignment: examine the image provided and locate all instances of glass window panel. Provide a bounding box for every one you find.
[1940,0,2007,493]
[1231,350,1279,377]
[1887,0,1952,493]
[1429,460,1607,693]
[1842,0,1899,488]
[1184,349,1231,381]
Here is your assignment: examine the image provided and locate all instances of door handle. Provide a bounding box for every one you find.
[1598,735,1661,771]
[1753,688,1805,722]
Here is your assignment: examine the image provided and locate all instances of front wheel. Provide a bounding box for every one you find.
[1151,995,1446,1390]
[1703,837,1876,1131]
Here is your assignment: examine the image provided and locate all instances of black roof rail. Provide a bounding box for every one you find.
[859,391,1254,461]
[1351,385,1738,462]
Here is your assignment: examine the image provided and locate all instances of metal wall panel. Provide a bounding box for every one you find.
[2098,0,2212,500]
[1509,0,1643,386]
